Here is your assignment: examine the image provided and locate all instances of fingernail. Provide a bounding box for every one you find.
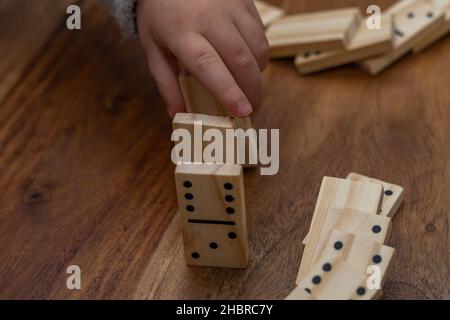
[236,100,253,116]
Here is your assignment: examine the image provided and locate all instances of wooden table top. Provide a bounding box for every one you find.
[0,0,448,299]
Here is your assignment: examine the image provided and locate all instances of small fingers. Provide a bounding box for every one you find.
[145,44,185,118]
[169,32,253,117]
[233,11,270,71]
[244,0,265,29]
[205,24,262,111]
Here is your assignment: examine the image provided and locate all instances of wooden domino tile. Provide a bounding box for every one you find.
[302,173,403,245]
[173,113,234,131]
[287,230,354,300]
[345,234,395,286]
[172,112,258,167]
[346,173,405,219]
[412,0,450,53]
[178,73,258,167]
[385,0,418,15]
[359,0,446,75]
[299,177,383,259]
[254,0,284,27]
[319,240,395,300]
[266,7,362,58]
[321,208,392,246]
[175,163,248,268]
[294,13,394,74]
[179,72,253,131]
[172,113,235,164]
[290,230,395,300]
[297,207,391,283]
[324,208,392,245]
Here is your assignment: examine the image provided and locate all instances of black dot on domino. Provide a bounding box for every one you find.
[183,181,192,188]
[185,193,193,200]
[226,207,235,214]
[312,276,321,285]
[225,195,234,202]
[334,241,343,250]
[373,255,382,264]
[372,225,382,234]
[322,263,332,272]
[427,12,434,18]
[384,190,393,196]
[304,288,311,294]
[191,252,200,259]
[304,52,311,58]
[356,287,366,296]
[228,232,237,239]
[209,242,218,249]
[394,29,405,38]
[224,183,233,190]
[407,12,415,19]
[186,205,195,212]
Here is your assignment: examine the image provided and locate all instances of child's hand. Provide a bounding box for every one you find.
[137,0,268,118]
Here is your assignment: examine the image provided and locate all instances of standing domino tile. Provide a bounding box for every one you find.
[266,7,362,58]
[172,113,235,164]
[255,0,285,27]
[178,72,253,131]
[359,0,445,75]
[346,173,405,218]
[175,163,248,268]
[294,13,394,74]
[172,113,258,167]
[178,73,258,167]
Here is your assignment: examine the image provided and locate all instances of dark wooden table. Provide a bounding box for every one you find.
[0,0,448,299]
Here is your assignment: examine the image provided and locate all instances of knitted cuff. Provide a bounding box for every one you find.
[107,0,139,37]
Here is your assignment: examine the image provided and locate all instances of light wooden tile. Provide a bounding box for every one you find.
[346,173,404,218]
[175,163,248,268]
[295,13,393,74]
[172,113,234,164]
[267,7,362,58]
[297,208,391,283]
[412,0,450,53]
[290,230,395,300]
[359,0,446,75]
[255,0,284,27]
[178,74,258,167]
[296,177,383,283]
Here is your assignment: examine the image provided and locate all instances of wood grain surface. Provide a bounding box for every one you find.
[0,0,448,299]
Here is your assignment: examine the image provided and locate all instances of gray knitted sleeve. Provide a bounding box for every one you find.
[103,0,138,37]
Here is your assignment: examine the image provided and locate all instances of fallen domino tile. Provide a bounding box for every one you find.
[267,7,362,58]
[295,13,394,74]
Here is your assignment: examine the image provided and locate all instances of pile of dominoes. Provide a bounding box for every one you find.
[286,174,404,300]
[258,0,450,75]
